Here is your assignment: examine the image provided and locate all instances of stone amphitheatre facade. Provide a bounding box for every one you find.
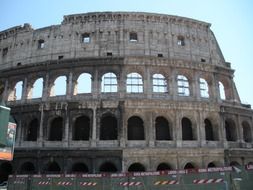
[0,12,253,181]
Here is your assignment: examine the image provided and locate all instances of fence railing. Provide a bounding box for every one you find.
[7,165,253,190]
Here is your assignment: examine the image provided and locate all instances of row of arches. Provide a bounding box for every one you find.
[23,114,252,143]
[8,72,229,101]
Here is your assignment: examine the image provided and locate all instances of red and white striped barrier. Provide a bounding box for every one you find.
[79,182,97,186]
[38,181,51,185]
[154,180,179,185]
[119,182,142,186]
[57,181,73,186]
[193,178,223,184]
[14,180,25,184]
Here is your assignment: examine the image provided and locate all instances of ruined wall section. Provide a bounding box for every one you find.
[0,12,226,70]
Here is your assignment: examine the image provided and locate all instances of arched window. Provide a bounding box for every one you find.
[153,74,167,93]
[242,121,252,142]
[26,118,39,141]
[199,78,209,98]
[101,72,117,93]
[127,116,144,140]
[177,75,189,96]
[50,76,66,96]
[128,163,145,172]
[205,119,214,141]
[0,162,13,183]
[15,81,23,100]
[182,117,194,140]
[155,117,171,140]
[72,116,90,141]
[72,163,89,173]
[219,81,226,100]
[49,117,63,141]
[157,163,172,171]
[184,162,196,169]
[100,115,118,140]
[20,162,36,174]
[76,73,92,94]
[126,73,143,93]
[225,119,237,141]
[31,78,43,99]
[45,161,61,174]
[99,162,118,173]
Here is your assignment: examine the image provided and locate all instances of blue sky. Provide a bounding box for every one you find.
[1,0,253,106]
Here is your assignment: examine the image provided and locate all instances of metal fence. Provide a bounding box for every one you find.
[7,165,253,190]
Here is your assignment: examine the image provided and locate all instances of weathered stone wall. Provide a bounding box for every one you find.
[0,12,252,178]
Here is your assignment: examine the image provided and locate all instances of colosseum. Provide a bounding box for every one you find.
[0,11,253,182]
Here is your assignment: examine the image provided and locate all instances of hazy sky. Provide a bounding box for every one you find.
[1,0,252,106]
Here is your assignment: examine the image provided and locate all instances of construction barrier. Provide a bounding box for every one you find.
[7,165,253,190]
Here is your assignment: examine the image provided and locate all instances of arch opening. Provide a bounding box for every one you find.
[205,119,214,141]
[225,119,237,141]
[73,116,90,140]
[128,163,145,172]
[100,115,118,140]
[182,117,194,140]
[72,163,89,173]
[155,117,171,140]
[49,117,63,141]
[20,162,36,174]
[127,116,144,140]
[99,162,118,173]
[156,163,172,171]
[26,118,39,141]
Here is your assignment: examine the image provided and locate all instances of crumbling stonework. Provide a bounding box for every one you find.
[0,12,252,180]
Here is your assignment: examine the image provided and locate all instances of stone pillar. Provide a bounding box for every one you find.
[2,80,8,102]
[213,74,221,102]
[92,69,98,99]
[176,110,182,147]
[66,72,73,100]
[235,114,243,143]
[192,73,199,100]
[91,107,97,147]
[146,67,151,99]
[63,111,69,147]
[171,70,177,100]
[148,112,154,147]
[38,104,44,146]
[21,77,27,103]
[42,73,49,101]
[220,111,227,148]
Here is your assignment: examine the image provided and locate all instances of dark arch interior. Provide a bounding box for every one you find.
[225,119,237,141]
[205,119,214,141]
[99,162,118,173]
[72,163,89,173]
[184,163,195,169]
[128,163,145,172]
[100,115,118,140]
[0,162,12,183]
[242,121,252,142]
[207,162,216,168]
[49,117,63,141]
[26,118,39,141]
[46,162,61,173]
[182,117,193,140]
[20,162,36,174]
[127,116,144,140]
[73,116,90,140]
[156,163,171,171]
[155,117,171,140]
